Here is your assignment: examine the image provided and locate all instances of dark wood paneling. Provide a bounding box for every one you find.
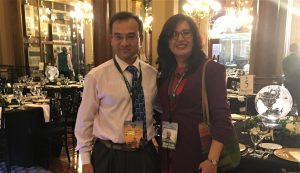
[0,0,25,66]
[93,0,111,66]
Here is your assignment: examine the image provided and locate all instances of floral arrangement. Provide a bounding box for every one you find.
[282,117,300,135]
[244,115,300,136]
[0,94,9,107]
[244,116,262,130]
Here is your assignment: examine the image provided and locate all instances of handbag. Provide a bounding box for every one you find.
[198,59,241,172]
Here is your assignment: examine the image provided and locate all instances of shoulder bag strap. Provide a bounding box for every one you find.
[201,59,211,125]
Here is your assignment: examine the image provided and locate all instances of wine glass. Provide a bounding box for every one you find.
[78,74,84,84]
[41,91,47,100]
[249,122,269,157]
[36,87,42,97]
[30,86,37,96]
[236,82,240,92]
[18,77,23,83]
[231,81,237,91]
[16,91,23,106]
[65,78,70,86]
[22,75,28,83]
[1,87,7,95]
[249,130,261,157]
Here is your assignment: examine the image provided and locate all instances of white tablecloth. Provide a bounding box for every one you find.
[24,104,50,122]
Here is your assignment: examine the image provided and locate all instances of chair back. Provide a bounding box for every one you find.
[61,87,76,98]
[0,107,4,130]
[0,77,7,94]
[49,96,72,126]
[59,96,72,125]
[46,88,61,99]
[70,91,81,119]
[0,77,6,86]
[0,106,10,172]
[49,97,60,123]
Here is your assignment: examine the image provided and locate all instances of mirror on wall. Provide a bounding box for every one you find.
[21,0,93,80]
[219,32,251,70]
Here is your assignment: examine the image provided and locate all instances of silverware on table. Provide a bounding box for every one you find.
[242,148,254,156]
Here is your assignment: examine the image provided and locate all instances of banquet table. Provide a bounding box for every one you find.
[17,82,83,99]
[230,120,300,173]
[4,107,45,167]
[227,93,257,116]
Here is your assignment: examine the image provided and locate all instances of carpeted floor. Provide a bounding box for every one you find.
[0,162,53,173]
[0,147,80,173]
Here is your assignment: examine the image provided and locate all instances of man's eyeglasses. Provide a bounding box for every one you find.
[112,33,139,41]
[169,30,193,40]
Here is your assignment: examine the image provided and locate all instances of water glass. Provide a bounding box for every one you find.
[30,86,37,96]
[250,122,269,157]
[41,91,47,100]
[231,81,237,91]
[65,78,70,86]
[250,131,261,153]
[236,82,240,92]
[16,91,23,105]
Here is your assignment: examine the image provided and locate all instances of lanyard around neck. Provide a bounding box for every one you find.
[168,69,186,122]
[113,57,143,98]
[168,70,186,102]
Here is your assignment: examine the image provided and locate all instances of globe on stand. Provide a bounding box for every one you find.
[45,66,59,83]
[255,85,293,128]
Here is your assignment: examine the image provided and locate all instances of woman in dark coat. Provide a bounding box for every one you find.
[157,14,235,173]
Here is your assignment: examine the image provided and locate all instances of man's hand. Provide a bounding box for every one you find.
[82,163,94,173]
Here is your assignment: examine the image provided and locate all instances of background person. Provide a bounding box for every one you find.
[157,14,236,173]
[56,47,73,79]
[75,11,159,173]
[282,43,300,115]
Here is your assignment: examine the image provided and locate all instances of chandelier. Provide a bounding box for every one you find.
[142,0,153,32]
[183,0,222,23]
[225,0,253,32]
[69,2,93,38]
[39,0,51,23]
[70,2,94,24]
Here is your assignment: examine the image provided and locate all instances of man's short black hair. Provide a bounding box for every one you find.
[109,11,143,35]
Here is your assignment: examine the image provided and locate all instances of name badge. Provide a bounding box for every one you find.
[124,121,143,149]
[162,121,178,150]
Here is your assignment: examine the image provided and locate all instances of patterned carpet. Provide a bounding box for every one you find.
[0,162,53,173]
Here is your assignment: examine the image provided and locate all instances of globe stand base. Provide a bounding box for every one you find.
[261,117,281,129]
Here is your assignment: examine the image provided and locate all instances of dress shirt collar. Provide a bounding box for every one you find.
[114,55,140,73]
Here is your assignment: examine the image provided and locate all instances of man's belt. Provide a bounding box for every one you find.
[96,138,149,151]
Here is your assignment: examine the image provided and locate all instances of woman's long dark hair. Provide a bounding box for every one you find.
[157,14,207,86]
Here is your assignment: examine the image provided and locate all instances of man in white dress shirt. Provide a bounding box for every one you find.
[75,12,159,173]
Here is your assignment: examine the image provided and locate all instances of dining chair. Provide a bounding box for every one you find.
[60,87,76,99]
[0,108,11,173]
[69,90,82,148]
[0,77,7,94]
[45,88,61,99]
[37,96,72,168]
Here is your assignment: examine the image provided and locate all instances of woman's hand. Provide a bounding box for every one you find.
[199,139,223,173]
[82,163,94,173]
[198,160,217,173]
